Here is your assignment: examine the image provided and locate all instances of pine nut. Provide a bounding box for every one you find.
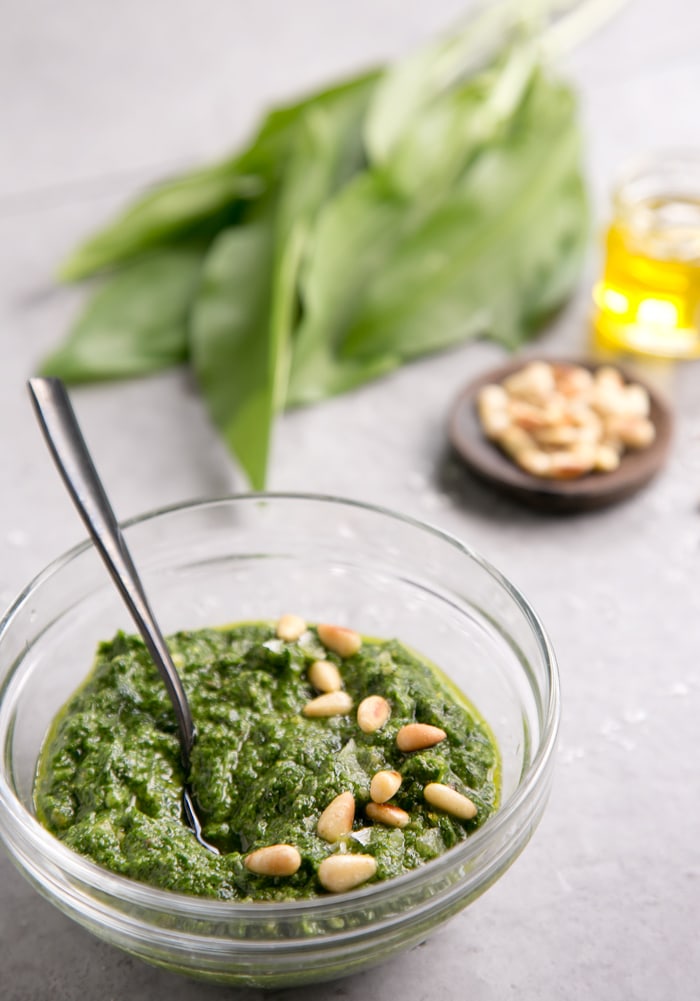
[502,361,556,404]
[594,443,621,472]
[308,659,342,693]
[499,424,535,460]
[517,447,553,477]
[534,425,588,448]
[370,769,402,803]
[244,844,302,876]
[629,419,656,449]
[509,399,554,431]
[547,444,597,479]
[605,415,656,449]
[303,691,353,717]
[317,792,355,843]
[396,723,446,752]
[479,384,509,412]
[276,614,306,642]
[596,365,625,388]
[317,623,362,658]
[357,695,391,734]
[424,783,477,820]
[622,384,651,418]
[477,384,510,438]
[318,853,377,893]
[365,802,410,828]
[553,363,593,398]
[477,361,656,481]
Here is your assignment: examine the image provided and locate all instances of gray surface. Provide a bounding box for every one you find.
[1,1,699,998]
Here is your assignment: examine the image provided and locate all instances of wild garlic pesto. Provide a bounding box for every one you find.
[34,621,500,900]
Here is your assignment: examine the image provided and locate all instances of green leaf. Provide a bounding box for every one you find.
[59,169,257,282]
[288,174,405,405]
[190,222,278,491]
[289,71,587,404]
[236,68,380,183]
[266,70,379,411]
[190,75,377,487]
[364,0,533,178]
[40,246,204,382]
[61,70,382,282]
[371,45,539,196]
[50,9,591,492]
[344,73,588,359]
[275,73,375,240]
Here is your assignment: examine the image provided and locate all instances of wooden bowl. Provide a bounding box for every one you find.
[448,359,673,513]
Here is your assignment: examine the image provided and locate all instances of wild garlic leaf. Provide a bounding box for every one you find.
[364,0,528,180]
[275,73,375,242]
[287,173,405,406]
[191,76,377,487]
[341,73,587,360]
[289,72,587,405]
[59,168,257,282]
[270,70,379,407]
[40,246,204,382]
[60,70,382,282]
[190,221,277,491]
[372,45,539,196]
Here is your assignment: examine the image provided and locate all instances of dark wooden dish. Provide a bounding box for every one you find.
[448,358,673,513]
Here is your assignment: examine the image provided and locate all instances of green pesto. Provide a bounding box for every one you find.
[34,623,500,900]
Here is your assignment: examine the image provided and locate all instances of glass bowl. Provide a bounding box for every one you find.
[0,494,559,988]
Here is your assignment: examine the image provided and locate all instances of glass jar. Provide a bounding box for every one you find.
[592,151,700,358]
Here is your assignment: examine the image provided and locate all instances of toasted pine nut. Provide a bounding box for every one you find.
[517,447,553,477]
[509,399,554,432]
[308,659,342,693]
[365,802,410,828]
[424,783,477,820]
[553,363,594,398]
[303,691,353,718]
[479,360,655,481]
[357,695,391,734]
[547,444,597,480]
[622,384,651,418]
[594,443,621,472]
[244,844,302,876]
[317,624,362,658]
[534,424,587,448]
[499,424,535,460]
[276,614,306,642]
[595,366,625,393]
[396,723,446,752]
[565,403,603,435]
[317,792,355,843]
[478,383,509,412]
[370,769,402,803]
[605,416,656,449]
[629,419,656,449]
[477,384,510,438]
[318,853,377,893]
[502,361,555,404]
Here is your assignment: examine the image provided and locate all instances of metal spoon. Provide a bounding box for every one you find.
[28,377,219,854]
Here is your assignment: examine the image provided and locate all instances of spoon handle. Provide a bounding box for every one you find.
[27,377,195,761]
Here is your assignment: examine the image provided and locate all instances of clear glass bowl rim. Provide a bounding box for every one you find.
[0,491,560,920]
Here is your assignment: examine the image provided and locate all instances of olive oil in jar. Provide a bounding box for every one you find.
[593,154,700,358]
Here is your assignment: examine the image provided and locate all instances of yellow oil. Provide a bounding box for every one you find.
[593,194,700,358]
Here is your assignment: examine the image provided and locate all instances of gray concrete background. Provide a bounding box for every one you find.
[1,1,699,998]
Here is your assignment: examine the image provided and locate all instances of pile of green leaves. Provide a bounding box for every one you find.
[42,8,588,489]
